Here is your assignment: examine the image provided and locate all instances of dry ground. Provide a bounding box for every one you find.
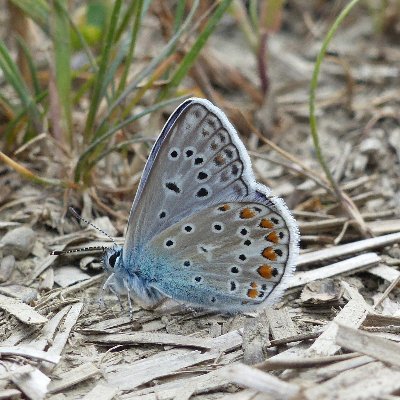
[1,3,400,400]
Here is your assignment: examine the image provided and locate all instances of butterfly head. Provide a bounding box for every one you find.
[103,246,123,274]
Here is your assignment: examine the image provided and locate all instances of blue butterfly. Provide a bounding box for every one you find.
[103,98,299,312]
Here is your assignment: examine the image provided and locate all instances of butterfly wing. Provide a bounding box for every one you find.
[136,186,298,312]
[123,98,256,261]
[119,97,298,311]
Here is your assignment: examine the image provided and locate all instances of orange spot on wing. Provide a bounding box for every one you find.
[214,154,225,166]
[262,247,277,261]
[266,231,279,243]
[247,289,259,299]
[259,218,274,229]
[250,282,258,288]
[218,204,230,211]
[240,208,256,219]
[257,264,273,279]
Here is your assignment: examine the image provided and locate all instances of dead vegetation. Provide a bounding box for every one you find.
[1,1,400,399]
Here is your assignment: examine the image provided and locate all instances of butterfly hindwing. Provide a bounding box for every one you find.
[134,188,298,312]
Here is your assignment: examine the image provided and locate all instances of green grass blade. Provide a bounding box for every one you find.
[159,0,233,99]
[116,0,144,96]
[74,96,188,182]
[91,137,155,166]
[83,0,122,144]
[0,151,79,189]
[115,0,142,41]
[173,0,186,33]
[15,36,41,97]
[51,0,73,145]
[4,110,27,147]
[248,0,259,30]
[96,0,199,132]
[8,0,49,28]
[0,92,15,116]
[309,0,360,198]
[4,91,47,146]
[0,41,32,106]
[62,3,98,71]
[0,41,42,133]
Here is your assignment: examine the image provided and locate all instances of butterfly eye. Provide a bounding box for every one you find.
[108,251,120,268]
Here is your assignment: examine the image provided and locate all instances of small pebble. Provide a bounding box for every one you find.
[39,268,54,291]
[0,226,36,259]
[0,254,15,283]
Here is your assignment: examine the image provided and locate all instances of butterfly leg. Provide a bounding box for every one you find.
[103,273,125,311]
[97,288,123,310]
[123,279,134,318]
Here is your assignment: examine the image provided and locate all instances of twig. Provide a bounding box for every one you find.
[256,352,359,371]
[374,274,400,309]
[267,331,322,347]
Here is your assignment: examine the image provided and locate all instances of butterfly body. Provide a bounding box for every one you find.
[104,98,299,312]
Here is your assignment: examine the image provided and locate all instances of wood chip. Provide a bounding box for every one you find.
[368,264,400,282]
[0,346,60,364]
[21,304,71,349]
[289,253,381,289]
[36,275,104,309]
[316,355,374,380]
[267,331,322,348]
[53,265,91,287]
[0,254,15,283]
[304,361,400,400]
[10,365,50,400]
[0,221,20,229]
[27,254,58,285]
[105,328,240,391]
[205,328,243,352]
[105,349,219,391]
[366,219,400,235]
[48,363,100,394]
[222,363,300,399]
[363,313,400,327]
[265,308,297,341]
[214,389,263,400]
[307,296,368,356]
[79,316,135,333]
[0,284,38,302]
[130,367,231,400]
[38,268,54,291]
[265,342,312,363]
[299,219,400,235]
[298,232,400,266]
[0,389,21,399]
[335,324,400,367]
[1,326,36,347]
[300,279,344,304]
[257,353,359,371]
[85,332,211,349]
[43,303,83,371]
[242,313,270,364]
[82,383,118,400]
[0,294,47,325]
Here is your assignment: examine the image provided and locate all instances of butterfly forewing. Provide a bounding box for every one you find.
[123,99,253,255]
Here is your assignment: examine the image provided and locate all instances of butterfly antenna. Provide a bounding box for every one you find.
[68,207,117,245]
[50,207,117,256]
[51,246,106,256]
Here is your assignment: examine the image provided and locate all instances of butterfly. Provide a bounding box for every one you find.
[103,98,299,312]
